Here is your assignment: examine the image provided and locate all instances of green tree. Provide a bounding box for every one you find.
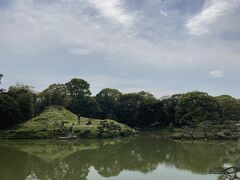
[65,78,91,98]
[0,74,4,92]
[138,101,164,127]
[215,95,240,122]
[0,74,3,84]
[65,78,91,116]
[161,94,182,127]
[117,91,157,126]
[96,88,122,119]
[137,91,157,104]
[0,94,19,129]
[175,92,221,126]
[39,83,70,109]
[82,96,102,118]
[8,84,36,123]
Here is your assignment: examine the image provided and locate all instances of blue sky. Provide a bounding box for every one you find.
[0,0,240,97]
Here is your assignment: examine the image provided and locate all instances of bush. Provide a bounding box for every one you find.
[120,129,134,137]
[81,129,91,138]
[86,120,92,125]
[223,130,232,136]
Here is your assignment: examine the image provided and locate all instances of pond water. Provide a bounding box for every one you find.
[0,135,239,180]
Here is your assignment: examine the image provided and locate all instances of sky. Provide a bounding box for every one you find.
[0,0,240,98]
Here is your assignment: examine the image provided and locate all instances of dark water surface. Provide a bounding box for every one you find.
[0,135,239,180]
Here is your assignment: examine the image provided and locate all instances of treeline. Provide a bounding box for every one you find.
[1,75,240,129]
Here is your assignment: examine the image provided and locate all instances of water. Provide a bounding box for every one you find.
[0,135,239,180]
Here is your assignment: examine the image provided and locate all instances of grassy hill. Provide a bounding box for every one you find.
[0,106,135,139]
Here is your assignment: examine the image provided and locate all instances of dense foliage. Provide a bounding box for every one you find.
[0,74,3,83]
[1,75,240,130]
[215,95,240,122]
[96,88,122,120]
[175,92,222,126]
[0,84,36,129]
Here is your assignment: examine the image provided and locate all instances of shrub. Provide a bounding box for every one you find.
[81,129,91,138]
[86,120,92,125]
[223,130,232,136]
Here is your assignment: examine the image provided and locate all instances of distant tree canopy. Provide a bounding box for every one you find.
[65,78,92,117]
[161,94,182,127]
[215,95,240,122]
[38,83,70,110]
[175,92,222,126]
[0,74,3,93]
[138,101,164,127]
[0,84,36,129]
[8,84,36,122]
[0,94,19,129]
[1,77,240,130]
[65,78,91,98]
[0,74,3,84]
[116,91,158,126]
[96,88,122,120]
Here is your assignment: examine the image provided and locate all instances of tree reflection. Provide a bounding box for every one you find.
[0,136,239,180]
[210,143,240,180]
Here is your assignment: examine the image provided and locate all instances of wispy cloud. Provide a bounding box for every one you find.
[88,0,134,26]
[186,0,239,35]
[160,10,168,17]
[209,70,225,78]
[0,0,240,97]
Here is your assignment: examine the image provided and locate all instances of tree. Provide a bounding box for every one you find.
[215,95,240,122]
[117,91,157,127]
[137,91,157,104]
[96,88,122,119]
[0,74,3,84]
[8,84,36,123]
[0,94,19,129]
[161,94,182,127]
[0,74,4,92]
[65,78,91,116]
[65,78,91,98]
[138,101,164,127]
[81,96,102,118]
[39,83,70,110]
[175,91,222,126]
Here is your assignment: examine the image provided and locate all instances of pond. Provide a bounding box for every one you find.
[0,135,239,180]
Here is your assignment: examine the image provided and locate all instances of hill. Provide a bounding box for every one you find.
[0,106,135,139]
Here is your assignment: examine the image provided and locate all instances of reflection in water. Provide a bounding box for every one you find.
[0,135,239,180]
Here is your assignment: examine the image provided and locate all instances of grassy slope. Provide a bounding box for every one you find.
[0,106,135,139]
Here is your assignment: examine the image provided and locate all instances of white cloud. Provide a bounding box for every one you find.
[0,0,240,97]
[186,0,239,35]
[88,0,134,26]
[209,70,225,78]
[1,0,239,69]
[160,10,168,17]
